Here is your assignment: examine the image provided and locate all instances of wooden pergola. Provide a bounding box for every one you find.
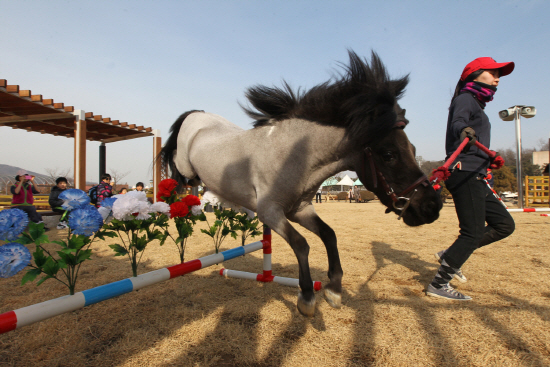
[0,79,162,201]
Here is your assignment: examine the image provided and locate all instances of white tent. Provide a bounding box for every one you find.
[333,174,355,192]
[336,174,355,186]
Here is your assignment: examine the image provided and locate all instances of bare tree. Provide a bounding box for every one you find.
[109,168,130,192]
[44,167,73,187]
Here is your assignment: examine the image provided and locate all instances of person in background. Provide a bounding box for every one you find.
[426,57,516,301]
[348,188,353,203]
[96,173,113,207]
[11,169,43,225]
[49,177,69,229]
[353,185,360,203]
[315,186,322,203]
[135,182,144,191]
[119,187,128,195]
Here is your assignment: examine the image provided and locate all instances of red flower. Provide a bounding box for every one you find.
[182,194,201,207]
[159,179,178,194]
[157,189,171,202]
[170,201,189,218]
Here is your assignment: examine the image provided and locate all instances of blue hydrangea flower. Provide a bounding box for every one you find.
[69,206,104,236]
[0,243,32,278]
[59,189,91,211]
[0,209,29,241]
[100,197,117,210]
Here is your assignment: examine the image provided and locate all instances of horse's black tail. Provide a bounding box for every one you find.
[157,110,204,191]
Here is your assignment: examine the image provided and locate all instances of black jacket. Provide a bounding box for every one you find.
[49,186,65,209]
[445,92,491,174]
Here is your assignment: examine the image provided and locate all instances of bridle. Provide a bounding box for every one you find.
[363,136,430,220]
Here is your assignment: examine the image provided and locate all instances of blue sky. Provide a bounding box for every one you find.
[1,1,548,186]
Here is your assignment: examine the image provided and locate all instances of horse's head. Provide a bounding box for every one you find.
[355,106,442,226]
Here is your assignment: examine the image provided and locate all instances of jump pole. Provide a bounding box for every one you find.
[507,208,550,212]
[220,225,323,291]
[0,226,321,334]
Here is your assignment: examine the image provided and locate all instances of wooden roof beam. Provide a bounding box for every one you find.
[100,131,154,143]
[0,113,75,125]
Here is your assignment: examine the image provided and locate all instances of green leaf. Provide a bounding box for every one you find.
[33,234,50,246]
[33,247,48,268]
[16,232,34,245]
[28,222,45,240]
[21,268,42,285]
[77,249,93,263]
[57,251,77,266]
[134,235,148,252]
[68,235,86,250]
[230,232,238,240]
[52,240,68,248]
[109,244,129,256]
[42,257,60,277]
[36,275,54,286]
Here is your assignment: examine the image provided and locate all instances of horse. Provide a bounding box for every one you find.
[160,51,442,316]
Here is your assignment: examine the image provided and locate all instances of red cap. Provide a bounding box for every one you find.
[461,57,514,81]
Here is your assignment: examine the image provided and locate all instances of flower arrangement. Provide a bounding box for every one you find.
[0,208,29,241]
[200,191,258,253]
[234,212,262,247]
[156,179,205,263]
[103,190,169,276]
[13,189,114,295]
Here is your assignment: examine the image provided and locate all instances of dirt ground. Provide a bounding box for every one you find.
[1,201,549,367]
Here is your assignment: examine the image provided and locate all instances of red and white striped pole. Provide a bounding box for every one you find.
[507,208,550,212]
[220,225,322,291]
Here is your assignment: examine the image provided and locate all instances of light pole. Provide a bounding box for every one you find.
[499,105,537,208]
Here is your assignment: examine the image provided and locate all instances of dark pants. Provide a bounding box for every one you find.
[315,193,322,203]
[443,170,515,269]
[13,205,43,223]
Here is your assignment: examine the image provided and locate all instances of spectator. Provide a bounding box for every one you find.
[348,188,353,203]
[353,185,360,203]
[11,169,43,225]
[49,177,69,229]
[119,187,128,195]
[315,186,322,203]
[135,182,144,191]
[96,173,113,207]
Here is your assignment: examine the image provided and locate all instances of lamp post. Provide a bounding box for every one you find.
[499,105,537,208]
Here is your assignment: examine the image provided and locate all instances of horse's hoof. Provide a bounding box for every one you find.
[324,288,342,308]
[297,292,316,317]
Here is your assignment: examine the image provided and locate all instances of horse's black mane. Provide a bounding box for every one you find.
[242,50,409,147]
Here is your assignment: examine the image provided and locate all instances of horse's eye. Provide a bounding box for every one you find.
[382,152,394,162]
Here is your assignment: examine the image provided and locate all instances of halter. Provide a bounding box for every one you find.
[363,140,430,220]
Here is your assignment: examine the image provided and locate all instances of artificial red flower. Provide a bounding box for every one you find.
[156,188,172,202]
[170,201,189,218]
[182,194,201,207]
[158,179,178,194]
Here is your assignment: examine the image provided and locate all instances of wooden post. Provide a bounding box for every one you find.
[152,129,162,203]
[73,110,86,190]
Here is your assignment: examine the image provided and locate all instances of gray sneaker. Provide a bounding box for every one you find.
[426,283,472,301]
[56,221,69,230]
[435,250,467,283]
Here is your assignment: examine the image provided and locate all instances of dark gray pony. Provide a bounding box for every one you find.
[160,51,442,316]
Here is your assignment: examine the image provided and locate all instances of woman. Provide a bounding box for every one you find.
[11,170,43,224]
[426,57,516,301]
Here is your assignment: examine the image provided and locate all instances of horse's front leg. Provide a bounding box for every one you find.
[288,204,342,308]
[257,204,316,317]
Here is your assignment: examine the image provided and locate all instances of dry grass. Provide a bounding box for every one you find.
[1,202,549,366]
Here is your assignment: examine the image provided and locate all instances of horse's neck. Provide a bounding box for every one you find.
[264,119,356,186]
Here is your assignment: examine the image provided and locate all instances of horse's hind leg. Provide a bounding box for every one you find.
[257,204,316,317]
[288,204,343,308]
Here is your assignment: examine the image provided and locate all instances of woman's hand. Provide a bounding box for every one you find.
[460,127,477,151]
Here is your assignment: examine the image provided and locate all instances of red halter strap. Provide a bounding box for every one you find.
[363,147,430,212]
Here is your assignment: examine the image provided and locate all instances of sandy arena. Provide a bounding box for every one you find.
[1,201,549,366]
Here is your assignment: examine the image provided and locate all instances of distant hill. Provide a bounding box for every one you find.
[0,164,95,186]
[0,164,52,183]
